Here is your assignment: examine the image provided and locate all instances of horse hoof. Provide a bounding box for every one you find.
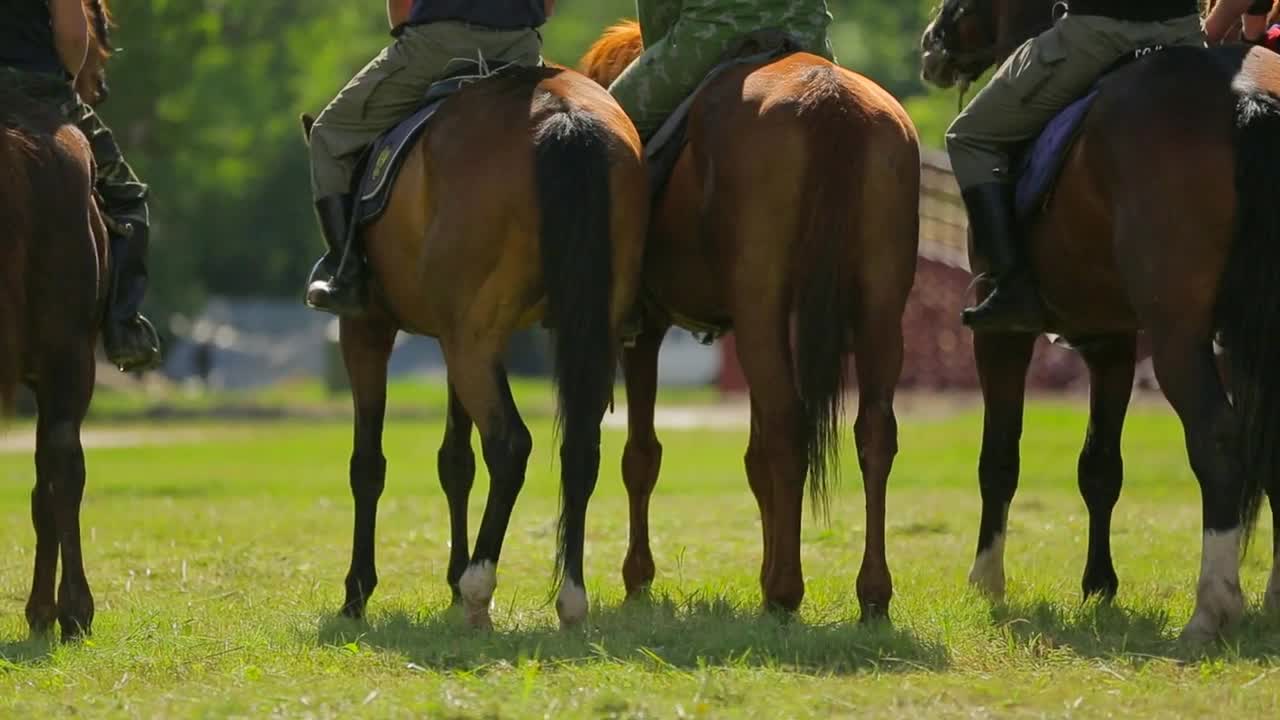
[858,600,892,624]
[556,581,589,629]
[968,546,1007,600]
[25,604,57,639]
[459,561,497,631]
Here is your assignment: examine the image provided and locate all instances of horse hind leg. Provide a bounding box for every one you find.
[25,405,60,636]
[1149,333,1246,642]
[1266,489,1280,613]
[970,332,1037,600]
[620,324,667,597]
[1076,334,1137,601]
[850,305,904,621]
[438,385,476,605]
[447,345,532,630]
[34,345,95,640]
[339,314,396,619]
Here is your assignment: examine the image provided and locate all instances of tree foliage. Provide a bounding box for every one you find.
[98,0,960,318]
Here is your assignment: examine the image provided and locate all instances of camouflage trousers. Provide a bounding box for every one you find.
[946,13,1205,190]
[609,0,835,141]
[0,67,150,228]
[309,22,542,198]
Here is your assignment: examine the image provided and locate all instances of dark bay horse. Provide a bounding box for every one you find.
[303,66,646,629]
[921,0,1280,640]
[580,22,920,619]
[0,0,117,640]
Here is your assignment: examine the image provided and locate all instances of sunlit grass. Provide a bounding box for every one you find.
[0,396,1276,717]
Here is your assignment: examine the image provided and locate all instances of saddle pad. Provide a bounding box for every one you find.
[354,70,503,227]
[1014,90,1099,219]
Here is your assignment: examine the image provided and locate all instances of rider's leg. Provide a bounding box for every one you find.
[945,14,1203,333]
[305,22,541,316]
[66,98,161,371]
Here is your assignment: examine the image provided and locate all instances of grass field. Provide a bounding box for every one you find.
[1,390,1278,718]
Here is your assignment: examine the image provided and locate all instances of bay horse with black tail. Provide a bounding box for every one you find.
[302,65,646,629]
[922,0,1280,641]
[581,21,920,620]
[0,0,117,640]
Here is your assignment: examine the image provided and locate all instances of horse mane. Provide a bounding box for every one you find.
[577,20,643,87]
[78,0,115,106]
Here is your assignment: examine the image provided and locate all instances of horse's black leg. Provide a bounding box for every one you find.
[37,346,94,641]
[24,384,59,637]
[1266,488,1280,612]
[621,324,666,597]
[1076,334,1137,601]
[339,314,396,619]
[970,332,1037,599]
[1149,333,1245,642]
[451,359,531,630]
[554,385,607,629]
[438,385,475,605]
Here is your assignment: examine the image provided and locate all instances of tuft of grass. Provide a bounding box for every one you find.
[0,395,1277,717]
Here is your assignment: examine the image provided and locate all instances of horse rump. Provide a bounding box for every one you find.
[1217,90,1280,549]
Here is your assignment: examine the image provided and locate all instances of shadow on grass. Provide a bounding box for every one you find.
[0,634,55,666]
[313,593,950,675]
[991,599,1280,662]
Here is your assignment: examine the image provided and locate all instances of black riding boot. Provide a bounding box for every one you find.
[304,194,366,316]
[960,183,1045,334]
[103,223,162,372]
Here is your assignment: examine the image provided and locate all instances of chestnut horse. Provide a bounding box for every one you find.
[922,0,1280,640]
[0,0,116,640]
[581,22,920,619]
[302,65,646,629]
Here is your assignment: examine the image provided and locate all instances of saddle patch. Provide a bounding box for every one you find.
[354,67,513,227]
[1014,45,1166,219]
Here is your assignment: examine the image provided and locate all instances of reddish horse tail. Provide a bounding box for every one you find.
[535,106,617,590]
[1217,91,1280,551]
[0,128,31,414]
[793,72,862,513]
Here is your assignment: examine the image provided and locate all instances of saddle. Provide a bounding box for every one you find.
[1015,45,1168,219]
[350,62,518,227]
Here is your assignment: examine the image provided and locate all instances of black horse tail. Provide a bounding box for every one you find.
[0,130,31,414]
[792,71,858,517]
[1218,91,1280,553]
[535,105,616,591]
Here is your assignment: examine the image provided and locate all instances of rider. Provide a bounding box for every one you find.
[608,0,836,143]
[945,1,1208,334]
[0,0,161,371]
[304,0,553,317]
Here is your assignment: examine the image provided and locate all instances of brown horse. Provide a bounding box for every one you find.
[921,1,1280,640]
[302,65,646,628]
[0,0,116,640]
[580,22,920,619]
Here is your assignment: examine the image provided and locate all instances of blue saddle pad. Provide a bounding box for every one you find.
[353,72,494,226]
[1014,90,1099,219]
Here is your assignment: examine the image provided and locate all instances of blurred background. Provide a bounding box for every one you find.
[81,0,1116,413]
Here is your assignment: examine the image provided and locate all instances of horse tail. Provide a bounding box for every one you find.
[1218,91,1280,552]
[791,71,860,517]
[0,130,32,414]
[534,105,616,590]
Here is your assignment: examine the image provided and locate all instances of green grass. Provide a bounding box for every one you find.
[0,393,1277,717]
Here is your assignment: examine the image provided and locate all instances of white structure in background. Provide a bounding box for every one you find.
[164,297,721,390]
